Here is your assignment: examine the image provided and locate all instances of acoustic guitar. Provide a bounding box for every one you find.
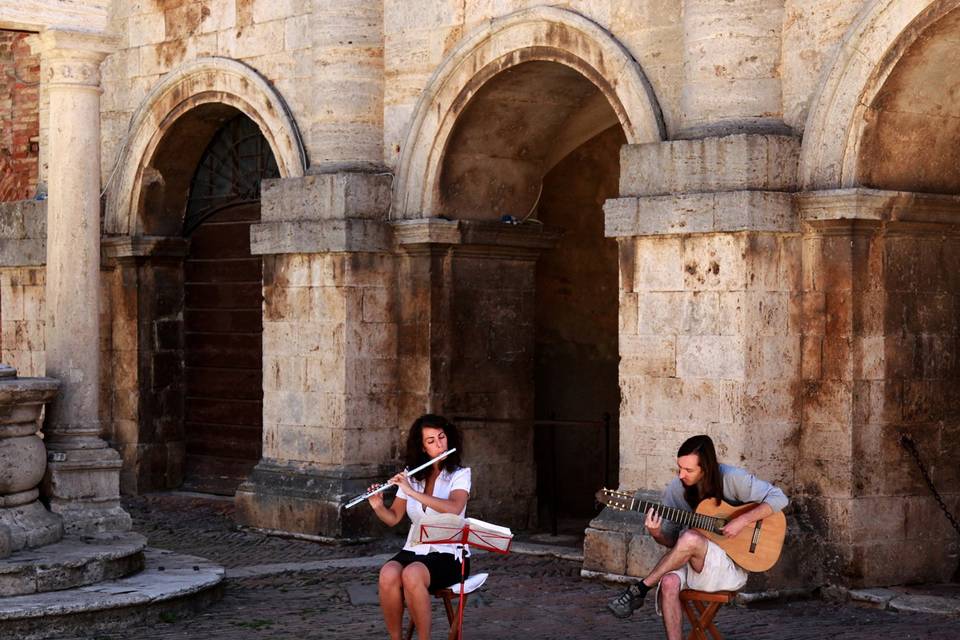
[596,488,786,572]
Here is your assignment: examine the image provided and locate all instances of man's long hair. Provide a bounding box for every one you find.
[404,414,463,481]
[678,434,722,509]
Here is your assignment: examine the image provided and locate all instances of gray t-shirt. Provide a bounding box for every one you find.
[659,463,788,543]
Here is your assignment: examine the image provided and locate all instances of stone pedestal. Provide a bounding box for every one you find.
[0,364,61,559]
[38,30,129,534]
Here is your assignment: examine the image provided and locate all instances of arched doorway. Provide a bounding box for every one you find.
[181,114,279,494]
[436,60,624,535]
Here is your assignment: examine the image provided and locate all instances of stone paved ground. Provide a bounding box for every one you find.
[54,494,960,640]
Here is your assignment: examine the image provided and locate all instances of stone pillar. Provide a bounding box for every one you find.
[679,0,787,138]
[38,30,130,534]
[393,219,560,529]
[795,189,960,587]
[583,134,805,589]
[235,172,397,538]
[0,364,61,558]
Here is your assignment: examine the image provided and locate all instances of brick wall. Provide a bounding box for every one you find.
[0,30,40,202]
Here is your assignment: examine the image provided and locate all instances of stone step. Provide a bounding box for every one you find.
[0,532,146,596]
[0,548,224,640]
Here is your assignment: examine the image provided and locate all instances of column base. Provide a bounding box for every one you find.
[234,460,390,539]
[0,500,63,553]
[43,447,131,535]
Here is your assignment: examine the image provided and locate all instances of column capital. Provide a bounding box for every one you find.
[37,29,118,87]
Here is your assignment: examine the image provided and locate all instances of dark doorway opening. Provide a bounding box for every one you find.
[180,115,278,494]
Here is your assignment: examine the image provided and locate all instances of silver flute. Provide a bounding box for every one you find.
[344,448,457,509]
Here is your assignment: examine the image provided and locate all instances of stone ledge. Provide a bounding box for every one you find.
[796,188,960,229]
[620,134,800,197]
[605,191,797,237]
[0,548,223,640]
[251,219,392,255]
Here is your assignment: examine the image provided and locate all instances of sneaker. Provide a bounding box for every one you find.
[607,583,646,618]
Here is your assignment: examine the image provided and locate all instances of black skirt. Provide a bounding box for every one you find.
[388,549,471,592]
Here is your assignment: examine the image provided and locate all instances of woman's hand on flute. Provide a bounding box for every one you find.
[366,483,385,509]
[390,472,413,496]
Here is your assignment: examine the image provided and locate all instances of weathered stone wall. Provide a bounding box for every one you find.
[0,31,40,202]
[393,220,559,530]
[101,0,384,181]
[797,190,960,587]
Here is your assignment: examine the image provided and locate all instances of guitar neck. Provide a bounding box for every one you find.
[629,498,722,533]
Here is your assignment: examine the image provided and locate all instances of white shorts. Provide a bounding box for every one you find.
[655,539,748,615]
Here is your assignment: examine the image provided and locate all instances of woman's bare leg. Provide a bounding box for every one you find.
[401,563,433,640]
[379,561,405,640]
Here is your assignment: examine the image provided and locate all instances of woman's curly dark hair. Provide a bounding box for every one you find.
[405,414,463,481]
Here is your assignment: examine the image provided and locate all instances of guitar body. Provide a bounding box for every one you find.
[694,499,785,572]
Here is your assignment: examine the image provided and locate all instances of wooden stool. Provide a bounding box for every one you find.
[404,573,488,640]
[679,589,735,640]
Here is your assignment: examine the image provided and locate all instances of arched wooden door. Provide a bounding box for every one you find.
[180,115,277,494]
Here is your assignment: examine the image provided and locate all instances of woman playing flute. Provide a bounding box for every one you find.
[367,414,471,640]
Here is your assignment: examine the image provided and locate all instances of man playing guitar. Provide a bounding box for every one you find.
[606,434,788,639]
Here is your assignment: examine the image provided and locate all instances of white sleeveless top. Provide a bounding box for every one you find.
[396,466,471,555]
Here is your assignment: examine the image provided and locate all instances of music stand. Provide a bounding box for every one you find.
[418,519,512,639]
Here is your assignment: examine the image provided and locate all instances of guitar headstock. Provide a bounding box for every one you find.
[595,487,635,511]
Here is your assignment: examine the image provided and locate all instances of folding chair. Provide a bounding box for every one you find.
[404,573,488,640]
[679,589,736,640]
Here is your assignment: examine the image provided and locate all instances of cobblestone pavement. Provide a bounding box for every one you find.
[55,494,960,640]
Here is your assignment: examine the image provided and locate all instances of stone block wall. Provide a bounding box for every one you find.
[0,200,47,376]
[0,267,45,376]
[0,30,40,202]
[260,251,399,467]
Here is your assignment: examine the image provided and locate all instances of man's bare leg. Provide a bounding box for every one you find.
[659,573,684,640]
[641,530,709,588]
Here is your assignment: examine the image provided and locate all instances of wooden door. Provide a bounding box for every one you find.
[182,202,262,494]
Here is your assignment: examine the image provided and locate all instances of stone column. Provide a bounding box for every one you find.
[679,0,788,138]
[583,134,805,589]
[38,30,130,533]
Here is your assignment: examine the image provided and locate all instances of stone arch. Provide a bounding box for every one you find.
[799,0,960,190]
[106,57,306,235]
[393,6,665,218]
